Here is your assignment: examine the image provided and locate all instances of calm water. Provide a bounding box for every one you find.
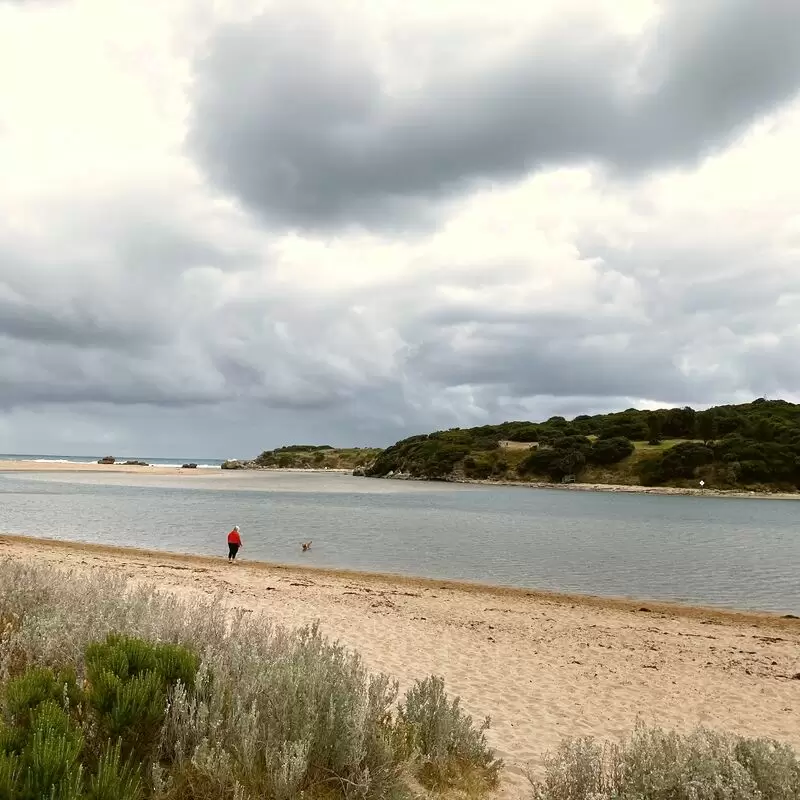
[0,470,798,614]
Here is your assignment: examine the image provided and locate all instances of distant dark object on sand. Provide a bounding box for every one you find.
[97,456,115,465]
[123,460,149,467]
[181,463,198,469]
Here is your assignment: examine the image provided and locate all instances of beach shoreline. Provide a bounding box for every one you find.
[362,471,800,500]
[0,460,350,476]
[0,459,797,498]
[1,535,798,799]
[452,476,800,500]
[1,533,797,628]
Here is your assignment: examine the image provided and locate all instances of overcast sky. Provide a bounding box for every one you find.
[2,0,800,458]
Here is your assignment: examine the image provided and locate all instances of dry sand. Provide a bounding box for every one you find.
[1,535,798,799]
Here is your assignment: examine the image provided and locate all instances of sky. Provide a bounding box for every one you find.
[1,0,800,458]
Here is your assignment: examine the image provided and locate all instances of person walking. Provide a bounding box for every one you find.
[227,525,242,562]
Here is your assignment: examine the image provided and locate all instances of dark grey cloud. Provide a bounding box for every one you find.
[189,0,800,228]
[0,204,405,423]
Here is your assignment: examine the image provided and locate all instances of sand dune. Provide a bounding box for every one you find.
[0,535,798,799]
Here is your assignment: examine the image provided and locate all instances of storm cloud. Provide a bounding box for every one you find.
[1,0,800,457]
[190,0,800,228]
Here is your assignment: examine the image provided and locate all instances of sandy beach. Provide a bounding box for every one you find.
[0,460,210,475]
[459,477,800,500]
[0,535,797,799]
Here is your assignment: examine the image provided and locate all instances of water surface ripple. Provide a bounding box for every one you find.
[0,471,797,614]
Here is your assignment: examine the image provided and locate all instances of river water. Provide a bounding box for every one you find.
[0,470,798,614]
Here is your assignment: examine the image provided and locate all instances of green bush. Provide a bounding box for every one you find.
[3,666,81,734]
[0,660,145,800]
[85,635,199,760]
[86,740,142,800]
[0,698,84,800]
[597,420,648,441]
[395,675,501,792]
[529,723,800,800]
[463,457,495,480]
[588,437,634,466]
[517,442,589,481]
[638,442,714,485]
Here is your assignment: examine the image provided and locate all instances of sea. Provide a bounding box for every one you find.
[0,456,798,615]
[0,454,225,469]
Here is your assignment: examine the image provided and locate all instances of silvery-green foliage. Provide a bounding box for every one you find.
[529,722,800,800]
[396,675,501,790]
[0,561,504,798]
[0,562,432,798]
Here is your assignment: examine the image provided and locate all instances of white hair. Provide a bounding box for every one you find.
[234,525,239,531]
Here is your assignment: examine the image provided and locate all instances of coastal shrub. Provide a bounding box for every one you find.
[2,700,85,800]
[528,723,800,800]
[517,448,558,477]
[395,675,501,793]
[88,739,143,800]
[587,437,634,466]
[597,419,648,441]
[463,457,495,480]
[3,665,81,730]
[0,561,498,800]
[161,622,405,800]
[637,442,714,485]
[0,666,142,800]
[517,442,588,482]
[85,635,200,760]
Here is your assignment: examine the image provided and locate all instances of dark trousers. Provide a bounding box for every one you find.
[228,543,240,560]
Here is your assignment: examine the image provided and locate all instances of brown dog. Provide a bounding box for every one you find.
[301,541,312,552]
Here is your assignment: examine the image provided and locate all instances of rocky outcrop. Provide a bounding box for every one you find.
[181,463,198,469]
[97,456,115,465]
[221,459,249,470]
[123,460,149,466]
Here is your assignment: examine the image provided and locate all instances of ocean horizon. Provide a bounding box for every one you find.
[0,453,224,469]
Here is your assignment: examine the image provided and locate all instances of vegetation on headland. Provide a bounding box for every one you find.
[222,445,382,471]
[363,399,800,492]
[2,562,798,800]
[0,562,500,800]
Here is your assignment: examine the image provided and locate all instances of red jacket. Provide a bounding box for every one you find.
[227,529,242,546]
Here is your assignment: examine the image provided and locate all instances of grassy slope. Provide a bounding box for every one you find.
[257,440,694,479]
[452,440,706,487]
[257,447,383,470]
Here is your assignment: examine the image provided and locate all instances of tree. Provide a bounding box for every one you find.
[646,412,663,445]
[697,412,718,445]
[589,437,635,465]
